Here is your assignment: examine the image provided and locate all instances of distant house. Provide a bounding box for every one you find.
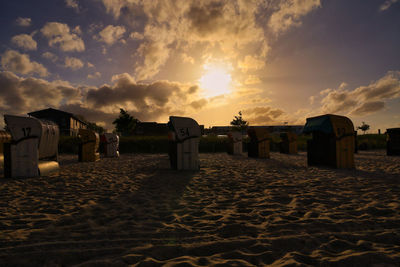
[28,108,87,136]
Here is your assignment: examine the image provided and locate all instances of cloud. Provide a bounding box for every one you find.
[41,22,85,52]
[98,1,322,80]
[1,50,48,77]
[244,75,262,85]
[42,52,58,62]
[86,72,206,122]
[350,101,385,116]
[130,31,144,40]
[181,53,195,64]
[380,0,398,11]
[0,70,207,130]
[240,97,271,105]
[0,71,81,118]
[269,0,321,34]
[87,72,101,79]
[101,0,272,80]
[320,71,400,116]
[11,34,37,50]
[65,0,79,12]
[96,25,126,45]
[238,56,265,73]
[72,26,82,35]
[190,99,208,109]
[309,95,315,105]
[243,106,286,125]
[15,17,31,27]
[64,57,84,70]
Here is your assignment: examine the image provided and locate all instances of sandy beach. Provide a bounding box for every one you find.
[0,151,399,266]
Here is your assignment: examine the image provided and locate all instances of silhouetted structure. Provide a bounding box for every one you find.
[0,131,11,164]
[101,133,120,158]
[168,116,201,170]
[3,115,59,178]
[279,132,298,154]
[227,131,243,155]
[386,128,400,156]
[78,129,100,162]
[354,131,358,153]
[247,128,270,158]
[28,108,87,136]
[303,114,355,168]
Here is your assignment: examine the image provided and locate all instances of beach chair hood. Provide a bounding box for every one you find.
[4,114,59,159]
[168,116,201,142]
[303,114,354,138]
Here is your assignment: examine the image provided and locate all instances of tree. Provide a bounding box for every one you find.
[358,121,370,134]
[112,108,139,136]
[230,111,249,132]
[74,114,105,134]
[87,122,105,134]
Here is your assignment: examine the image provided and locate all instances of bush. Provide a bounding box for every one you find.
[357,134,386,150]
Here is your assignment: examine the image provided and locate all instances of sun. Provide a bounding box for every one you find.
[199,64,232,97]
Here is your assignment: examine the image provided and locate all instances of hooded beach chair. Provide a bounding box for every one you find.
[3,115,59,177]
[168,116,201,170]
[227,131,243,155]
[78,129,100,162]
[303,114,355,168]
[247,128,270,158]
[279,132,298,154]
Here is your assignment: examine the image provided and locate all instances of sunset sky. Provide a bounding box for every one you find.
[0,0,399,132]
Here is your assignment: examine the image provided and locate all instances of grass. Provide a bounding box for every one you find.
[57,134,387,154]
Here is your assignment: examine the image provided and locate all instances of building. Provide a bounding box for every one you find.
[28,108,87,136]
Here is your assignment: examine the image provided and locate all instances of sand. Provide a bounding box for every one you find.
[0,151,399,266]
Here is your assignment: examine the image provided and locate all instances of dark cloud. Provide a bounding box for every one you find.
[320,71,400,116]
[101,0,273,79]
[0,71,205,130]
[1,50,48,77]
[187,2,225,36]
[350,101,385,116]
[87,73,181,109]
[0,71,25,111]
[59,103,116,125]
[190,99,207,110]
[188,85,199,94]
[243,106,286,125]
[0,71,82,126]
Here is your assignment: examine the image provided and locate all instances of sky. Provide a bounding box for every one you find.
[0,0,399,132]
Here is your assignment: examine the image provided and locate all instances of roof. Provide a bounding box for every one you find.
[303,114,354,136]
[303,115,333,134]
[387,128,400,134]
[28,108,87,125]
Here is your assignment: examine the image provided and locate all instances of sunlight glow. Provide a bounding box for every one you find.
[199,64,232,97]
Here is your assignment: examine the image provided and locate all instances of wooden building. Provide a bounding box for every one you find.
[28,108,87,136]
